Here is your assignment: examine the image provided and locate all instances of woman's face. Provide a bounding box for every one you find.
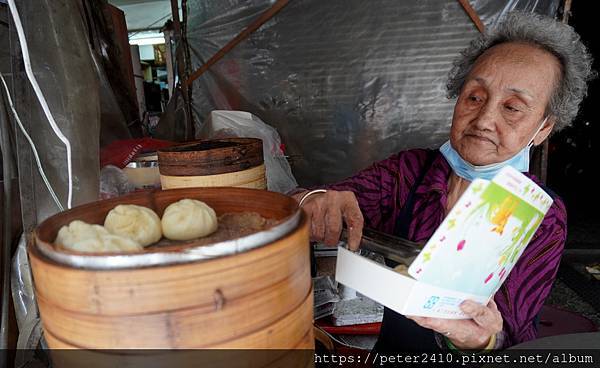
[450,42,561,166]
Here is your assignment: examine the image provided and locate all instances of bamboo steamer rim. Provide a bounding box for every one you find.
[158,138,264,176]
[33,187,301,270]
[160,164,266,190]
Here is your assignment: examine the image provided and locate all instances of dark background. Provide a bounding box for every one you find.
[548,1,600,249]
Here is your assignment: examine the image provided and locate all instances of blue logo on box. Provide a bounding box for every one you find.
[423,296,440,309]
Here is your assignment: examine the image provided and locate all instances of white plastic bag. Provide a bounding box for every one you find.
[99,165,135,199]
[198,111,298,193]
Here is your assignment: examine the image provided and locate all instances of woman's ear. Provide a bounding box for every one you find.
[532,116,556,146]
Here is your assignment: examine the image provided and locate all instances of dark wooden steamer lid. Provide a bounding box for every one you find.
[158,138,264,176]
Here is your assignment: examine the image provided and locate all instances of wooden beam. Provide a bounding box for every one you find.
[183,0,290,88]
[457,0,485,33]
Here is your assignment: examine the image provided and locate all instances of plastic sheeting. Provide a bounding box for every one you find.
[0,5,9,77]
[10,235,39,351]
[0,5,10,110]
[9,0,102,229]
[0,5,9,176]
[5,0,105,356]
[198,110,298,193]
[11,237,45,365]
[186,0,560,186]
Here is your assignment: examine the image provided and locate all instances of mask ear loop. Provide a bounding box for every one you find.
[528,116,549,148]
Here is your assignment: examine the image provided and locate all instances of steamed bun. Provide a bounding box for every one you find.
[55,220,110,248]
[62,234,142,253]
[161,199,218,241]
[55,220,142,253]
[104,204,162,246]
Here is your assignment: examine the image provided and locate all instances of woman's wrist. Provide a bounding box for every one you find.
[288,188,329,207]
[286,187,308,197]
[444,332,498,353]
[298,189,327,207]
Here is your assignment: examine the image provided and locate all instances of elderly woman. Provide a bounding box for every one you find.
[293,11,594,351]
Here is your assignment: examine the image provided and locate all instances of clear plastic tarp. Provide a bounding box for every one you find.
[0,5,9,77]
[6,0,108,356]
[186,0,560,186]
[9,0,103,228]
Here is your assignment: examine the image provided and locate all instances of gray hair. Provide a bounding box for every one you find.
[447,11,595,132]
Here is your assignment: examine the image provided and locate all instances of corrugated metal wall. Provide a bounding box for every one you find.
[186,0,560,186]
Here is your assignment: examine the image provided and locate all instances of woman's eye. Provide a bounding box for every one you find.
[505,105,520,112]
[467,95,481,103]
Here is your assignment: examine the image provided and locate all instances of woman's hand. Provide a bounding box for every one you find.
[408,299,503,350]
[292,190,364,250]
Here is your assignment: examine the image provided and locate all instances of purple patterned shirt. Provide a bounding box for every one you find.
[326,149,566,348]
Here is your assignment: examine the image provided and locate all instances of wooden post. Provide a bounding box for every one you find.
[130,44,146,120]
[163,29,175,97]
[169,0,195,140]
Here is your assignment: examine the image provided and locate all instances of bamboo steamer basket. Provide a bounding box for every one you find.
[158,138,266,190]
[30,187,313,353]
[160,164,266,190]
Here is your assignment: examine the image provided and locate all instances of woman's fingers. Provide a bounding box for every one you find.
[460,300,503,332]
[345,218,364,250]
[406,316,434,329]
[408,312,496,349]
[408,316,475,344]
[308,201,326,242]
[340,192,364,250]
[295,190,363,249]
[408,316,455,335]
[324,207,343,246]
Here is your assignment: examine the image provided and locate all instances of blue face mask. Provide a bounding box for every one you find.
[440,117,548,181]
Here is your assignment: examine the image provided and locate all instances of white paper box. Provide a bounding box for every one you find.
[335,167,553,319]
[335,247,487,319]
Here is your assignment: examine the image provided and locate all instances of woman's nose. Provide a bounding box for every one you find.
[473,103,497,131]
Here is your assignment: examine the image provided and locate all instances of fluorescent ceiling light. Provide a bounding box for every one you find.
[129,36,165,46]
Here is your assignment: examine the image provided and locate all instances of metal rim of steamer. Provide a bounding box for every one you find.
[34,209,302,270]
[125,160,159,168]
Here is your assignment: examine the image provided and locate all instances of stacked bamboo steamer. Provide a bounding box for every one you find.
[30,187,313,366]
[122,152,161,190]
[158,138,266,190]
